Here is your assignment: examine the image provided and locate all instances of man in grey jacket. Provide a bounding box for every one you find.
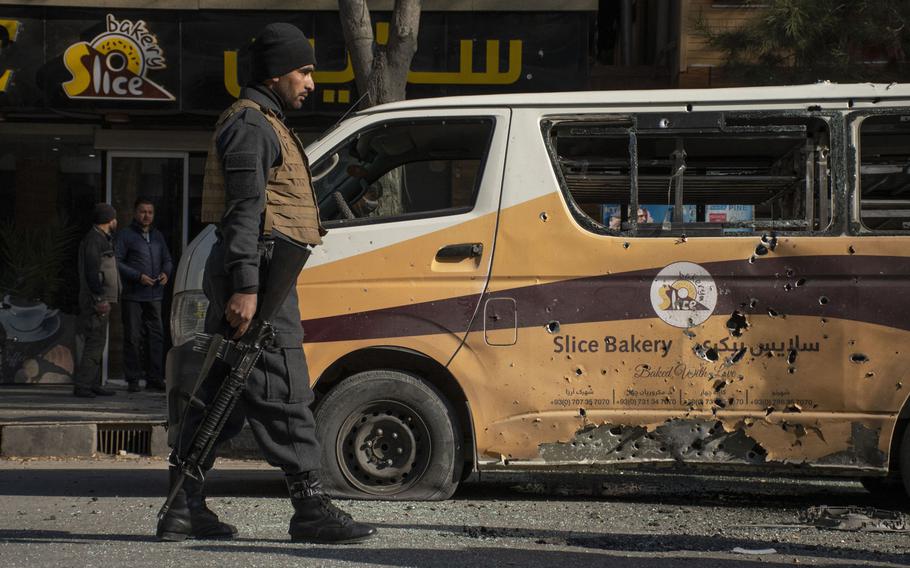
[74,203,120,398]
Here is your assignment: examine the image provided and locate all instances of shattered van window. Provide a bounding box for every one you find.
[311,118,494,223]
[859,114,910,231]
[548,114,832,236]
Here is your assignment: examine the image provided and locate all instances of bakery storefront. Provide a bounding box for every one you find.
[0,2,593,384]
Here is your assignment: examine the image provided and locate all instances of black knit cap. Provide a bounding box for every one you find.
[93,202,116,225]
[250,23,316,83]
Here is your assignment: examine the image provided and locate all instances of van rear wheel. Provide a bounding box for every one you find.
[900,423,910,500]
[315,369,462,501]
[860,476,905,500]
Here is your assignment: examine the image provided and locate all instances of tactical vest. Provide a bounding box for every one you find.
[201,99,325,246]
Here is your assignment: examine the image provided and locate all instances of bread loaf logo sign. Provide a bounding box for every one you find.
[62,14,174,101]
[650,261,718,328]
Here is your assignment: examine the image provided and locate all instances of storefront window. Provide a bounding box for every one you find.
[188,154,207,243]
[0,128,101,383]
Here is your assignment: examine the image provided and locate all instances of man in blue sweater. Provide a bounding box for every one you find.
[114,198,173,392]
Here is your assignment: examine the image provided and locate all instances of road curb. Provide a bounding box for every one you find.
[0,421,262,460]
[1,423,98,457]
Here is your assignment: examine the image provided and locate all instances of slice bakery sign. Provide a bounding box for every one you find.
[62,14,174,101]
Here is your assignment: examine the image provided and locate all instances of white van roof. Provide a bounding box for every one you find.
[360,82,910,114]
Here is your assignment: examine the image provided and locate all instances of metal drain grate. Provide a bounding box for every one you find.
[97,424,152,456]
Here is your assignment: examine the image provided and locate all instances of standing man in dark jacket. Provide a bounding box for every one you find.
[74,203,120,398]
[114,198,173,392]
[158,23,375,544]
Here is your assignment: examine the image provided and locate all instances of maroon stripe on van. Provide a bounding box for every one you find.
[300,255,910,343]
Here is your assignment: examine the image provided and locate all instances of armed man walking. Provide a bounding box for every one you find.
[157,23,376,543]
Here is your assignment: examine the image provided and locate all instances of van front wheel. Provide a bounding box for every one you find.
[314,369,462,501]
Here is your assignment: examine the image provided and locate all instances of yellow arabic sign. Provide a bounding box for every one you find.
[0,19,21,93]
[223,23,522,102]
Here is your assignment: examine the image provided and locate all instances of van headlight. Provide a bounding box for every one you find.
[171,291,208,346]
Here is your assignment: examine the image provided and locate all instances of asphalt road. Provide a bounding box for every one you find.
[0,458,908,568]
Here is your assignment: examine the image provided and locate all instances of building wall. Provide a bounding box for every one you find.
[0,0,597,11]
[678,0,760,88]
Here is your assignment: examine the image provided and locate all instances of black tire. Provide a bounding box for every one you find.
[315,369,463,501]
[861,476,906,500]
[900,424,910,500]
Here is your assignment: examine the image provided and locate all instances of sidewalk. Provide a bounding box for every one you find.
[0,384,262,460]
[0,384,167,424]
[0,384,168,459]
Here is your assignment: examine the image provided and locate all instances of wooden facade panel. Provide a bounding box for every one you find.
[680,0,762,76]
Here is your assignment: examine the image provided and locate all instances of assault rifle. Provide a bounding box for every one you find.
[158,231,311,522]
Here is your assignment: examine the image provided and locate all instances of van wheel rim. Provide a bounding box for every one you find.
[337,400,431,495]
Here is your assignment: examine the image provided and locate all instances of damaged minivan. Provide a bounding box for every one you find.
[168,82,910,500]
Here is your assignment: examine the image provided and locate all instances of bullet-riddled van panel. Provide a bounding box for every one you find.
[295,89,910,481]
[450,105,910,473]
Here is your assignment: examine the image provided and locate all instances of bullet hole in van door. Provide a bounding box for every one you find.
[786,349,798,365]
[754,244,769,256]
[795,278,807,287]
[818,296,830,305]
[848,245,856,254]
[726,311,748,337]
[693,344,719,362]
[726,347,747,365]
[546,321,561,334]
[539,212,549,222]
[767,308,780,318]
[762,233,778,251]
[850,353,870,364]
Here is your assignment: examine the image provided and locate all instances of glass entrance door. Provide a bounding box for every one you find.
[107,152,189,253]
[105,152,188,383]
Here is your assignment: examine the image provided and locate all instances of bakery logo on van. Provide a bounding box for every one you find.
[62,14,174,101]
[650,261,717,328]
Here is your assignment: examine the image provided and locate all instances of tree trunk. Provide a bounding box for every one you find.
[337,0,421,109]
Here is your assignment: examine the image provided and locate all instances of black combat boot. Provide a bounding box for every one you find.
[156,467,238,541]
[287,472,377,544]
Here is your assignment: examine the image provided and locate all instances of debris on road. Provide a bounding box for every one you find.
[799,505,909,532]
[731,547,777,555]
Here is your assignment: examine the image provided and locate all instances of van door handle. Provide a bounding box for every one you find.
[436,243,483,261]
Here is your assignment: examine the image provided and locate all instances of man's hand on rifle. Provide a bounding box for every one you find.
[226,292,257,339]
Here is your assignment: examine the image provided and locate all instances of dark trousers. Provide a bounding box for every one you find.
[121,300,164,383]
[74,311,109,390]
[173,241,321,475]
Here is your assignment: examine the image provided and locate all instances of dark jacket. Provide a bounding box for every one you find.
[114,220,174,302]
[215,84,283,293]
[78,226,120,311]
